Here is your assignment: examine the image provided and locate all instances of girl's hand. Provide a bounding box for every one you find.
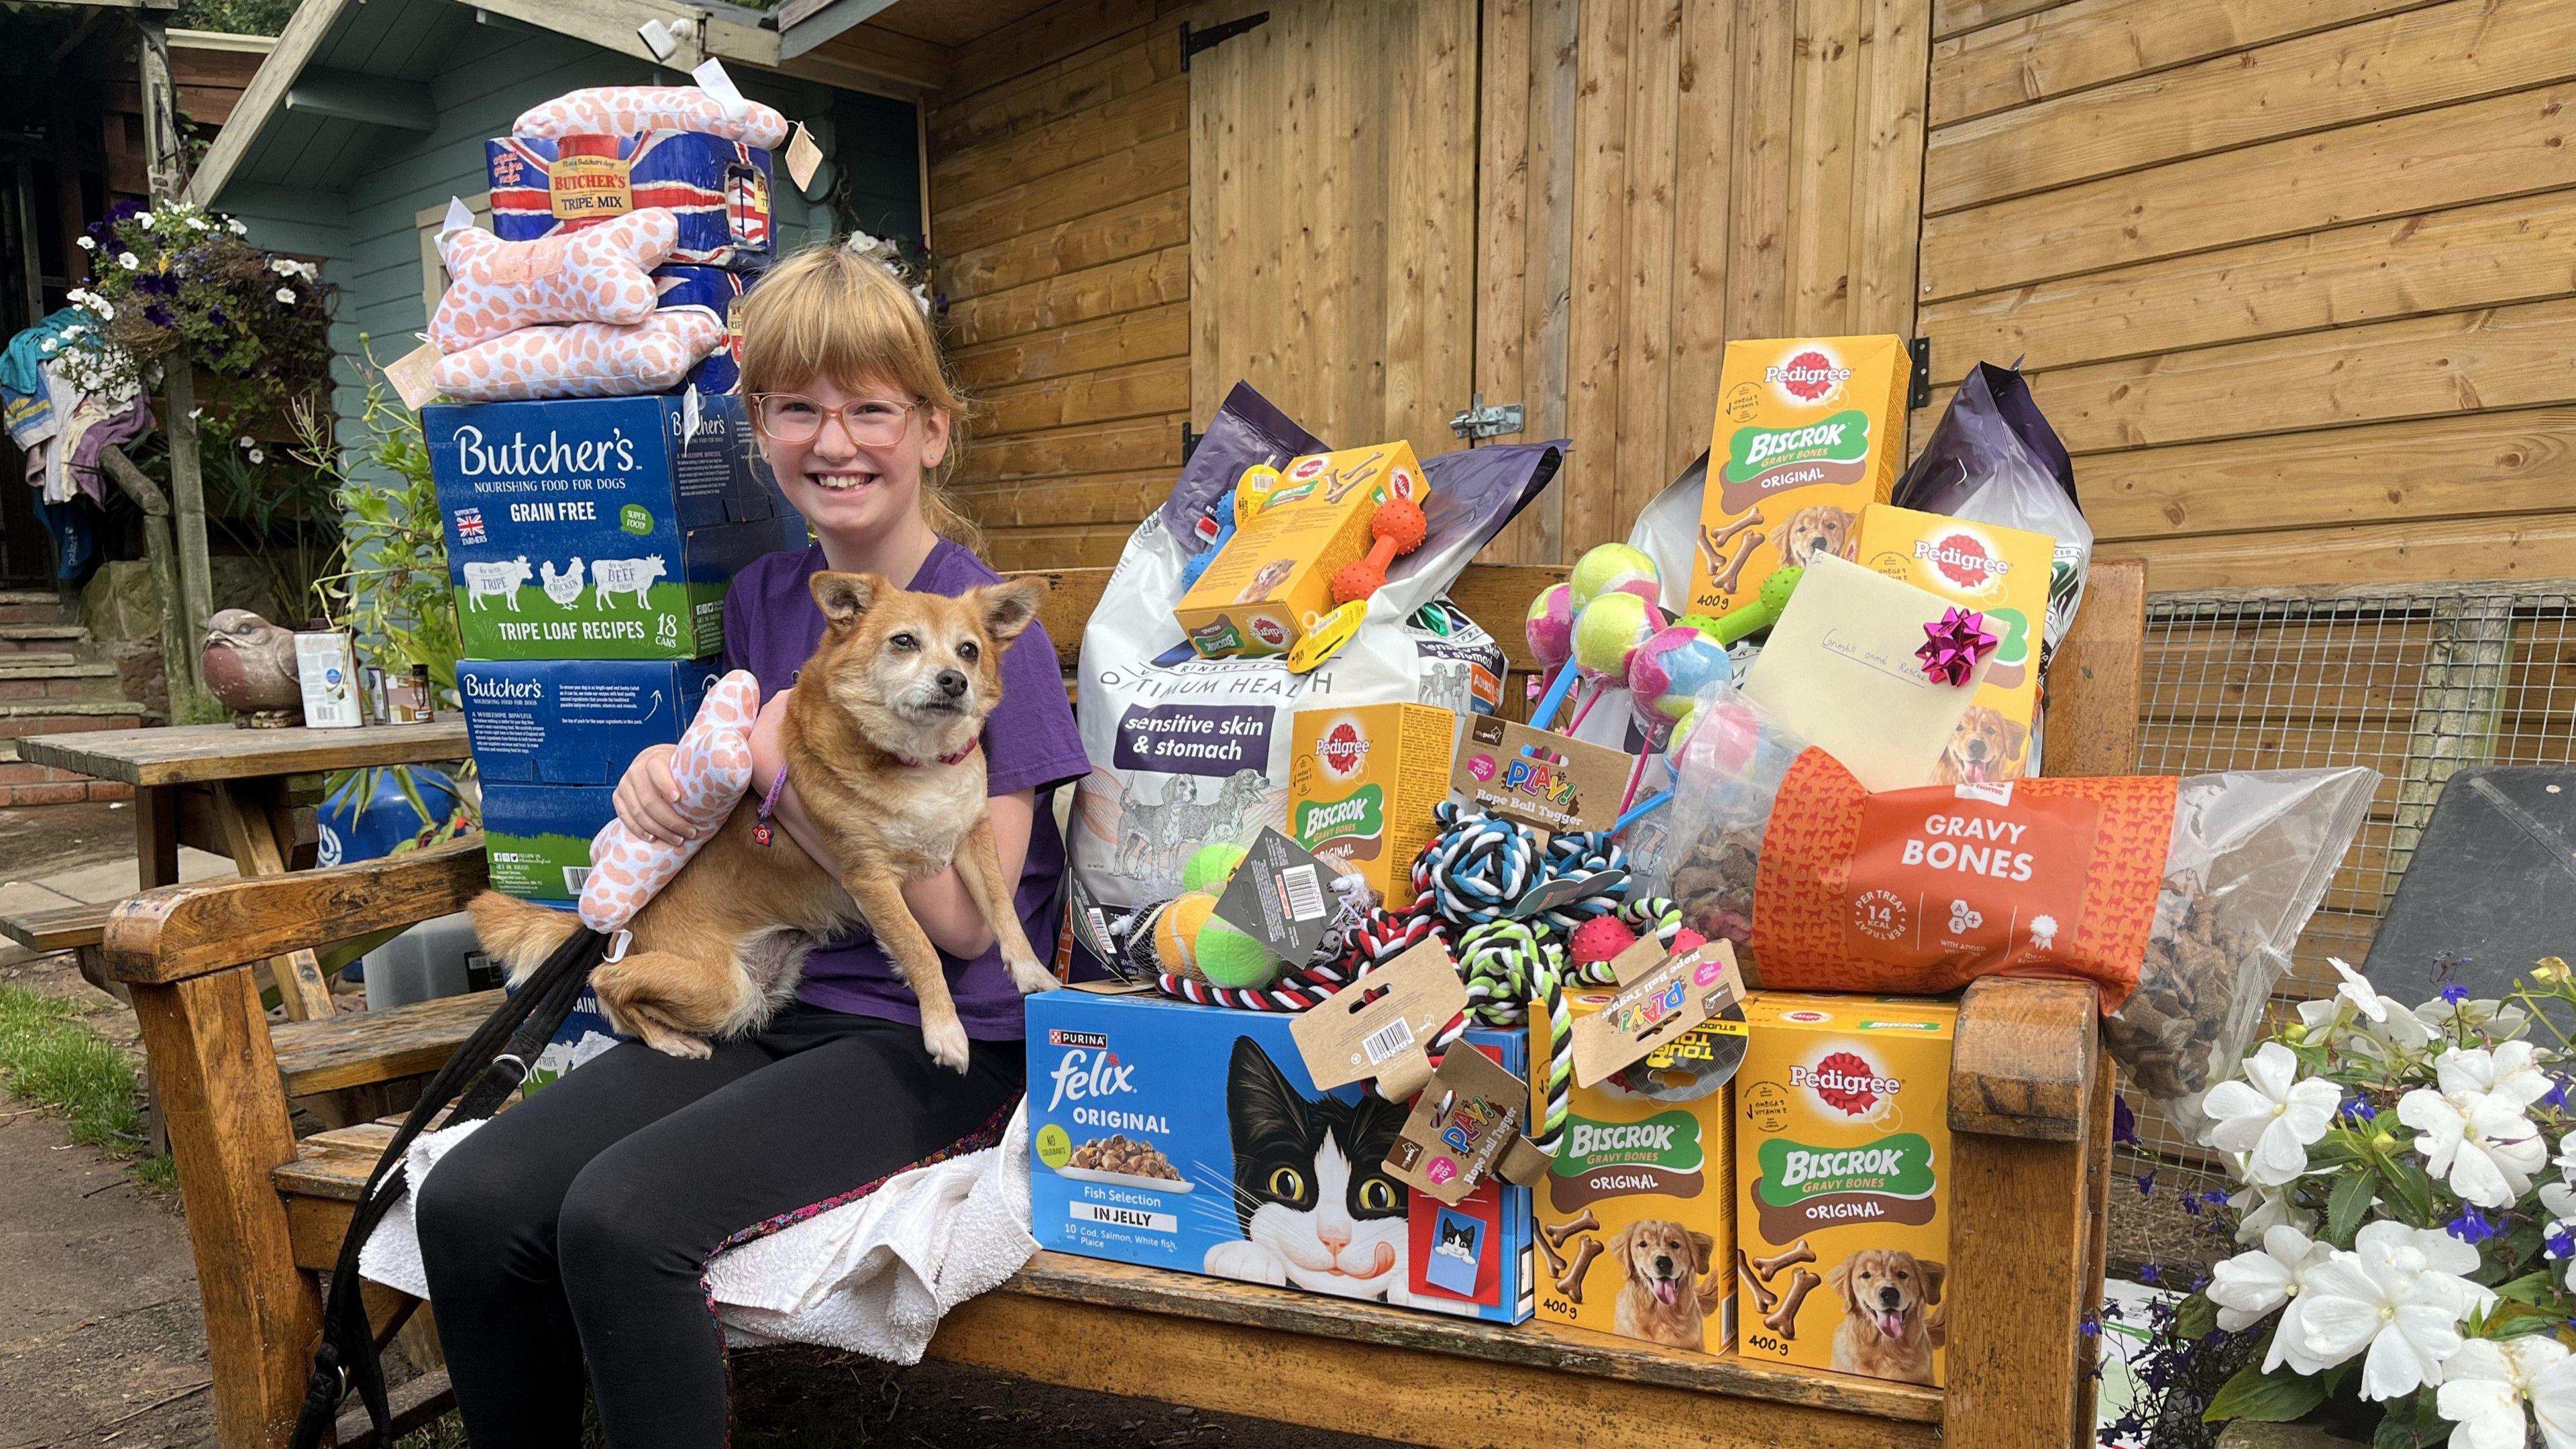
[747,690,841,875]
[610,743,700,847]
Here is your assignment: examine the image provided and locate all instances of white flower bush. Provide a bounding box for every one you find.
[2185,958,2576,1446]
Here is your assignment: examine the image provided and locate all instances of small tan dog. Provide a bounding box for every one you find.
[472,570,1055,1073]
[1609,1219,1723,1351]
[1827,1248,1947,1385]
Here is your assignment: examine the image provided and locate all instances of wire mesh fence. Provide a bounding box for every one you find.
[2118,580,2576,1175]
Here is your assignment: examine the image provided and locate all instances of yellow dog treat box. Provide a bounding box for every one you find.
[1736,994,1955,1387]
[1175,441,1425,659]
[1855,504,2056,785]
[1285,702,1456,911]
[1688,336,1909,621]
[1531,992,1738,1354]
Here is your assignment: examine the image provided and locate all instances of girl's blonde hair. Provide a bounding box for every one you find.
[737,243,982,550]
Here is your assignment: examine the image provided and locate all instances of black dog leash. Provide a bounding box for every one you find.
[288,924,612,1449]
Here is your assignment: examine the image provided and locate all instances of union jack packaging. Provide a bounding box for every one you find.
[488,132,774,270]
[653,265,752,394]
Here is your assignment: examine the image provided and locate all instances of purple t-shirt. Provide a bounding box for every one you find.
[721,540,1090,1040]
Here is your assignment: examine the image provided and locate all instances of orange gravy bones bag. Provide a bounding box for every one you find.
[1750,748,2179,1008]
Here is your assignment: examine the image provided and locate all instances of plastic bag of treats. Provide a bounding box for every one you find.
[1638,688,2377,1129]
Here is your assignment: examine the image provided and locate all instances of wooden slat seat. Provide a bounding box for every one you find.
[271,990,503,1098]
[0,900,114,953]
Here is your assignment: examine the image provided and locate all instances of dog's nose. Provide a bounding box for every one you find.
[1965,739,1987,759]
[1654,1255,1673,1275]
[1878,1287,1902,1307]
[935,669,967,698]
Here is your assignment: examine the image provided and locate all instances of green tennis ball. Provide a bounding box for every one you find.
[1572,589,1655,683]
[1183,841,1250,894]
[1568,542,1660,612]
[1195,919,1280,988]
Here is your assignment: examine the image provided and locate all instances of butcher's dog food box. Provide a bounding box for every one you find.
[1028,990,1534,1323]
[1855,504,2055,786]
[1688,335,1909,621]
[486,133,773,270]
[1532,991,1737,1354]
[427,394,804,660]
[1736,993,1955,1387]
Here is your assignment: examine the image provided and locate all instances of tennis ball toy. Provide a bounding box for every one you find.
[1628,624,1734,725]
[1568,543,1661,612]
[1183,841,1250,894]
[1525,582,1576,670]
[1195,918,1279,987]
[1572,590,1658,688]
[1152,894,1217,976]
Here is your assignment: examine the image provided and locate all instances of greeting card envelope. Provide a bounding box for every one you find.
[1741,553,1990,790]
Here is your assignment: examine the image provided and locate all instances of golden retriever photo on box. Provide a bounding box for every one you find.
[1827,1248,1946,1385]
[1610,1219,1724,1352]
[1775,504,1855,568]
[1933,705,2029,786]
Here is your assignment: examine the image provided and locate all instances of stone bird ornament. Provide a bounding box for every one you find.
[201,609,304,722]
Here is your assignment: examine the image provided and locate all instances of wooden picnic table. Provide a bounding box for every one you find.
[17,721,468,1020]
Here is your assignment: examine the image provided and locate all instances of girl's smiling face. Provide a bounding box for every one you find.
[754,374,951,543]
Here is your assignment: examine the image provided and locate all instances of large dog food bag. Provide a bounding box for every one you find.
[1645,688,2376,1135]
[1067,384,1558,949]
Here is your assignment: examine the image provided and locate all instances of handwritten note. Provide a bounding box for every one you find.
[1743,553,1988,790]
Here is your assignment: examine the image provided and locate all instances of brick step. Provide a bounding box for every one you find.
[0,624,87,655]
[0,699,152,741]
[0,590,59,604]
[1,652,80,669]
[0,602,66,625]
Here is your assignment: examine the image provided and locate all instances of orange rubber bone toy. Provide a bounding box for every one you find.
[1329,498,1429,604]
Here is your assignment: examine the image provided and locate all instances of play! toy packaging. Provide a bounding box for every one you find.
[1026,989,1534,1323]
[1735,992,1955,1387]
[1174,441,1426,660]
[1285,702,1455,910]
[1531,987,1739,1354]
[1686,335,1909,621]
[486,133,774,270]
[426,394,804,659]
[1854,503,2055,785]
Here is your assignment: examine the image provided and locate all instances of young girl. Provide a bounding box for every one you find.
[415,244,1089,1448]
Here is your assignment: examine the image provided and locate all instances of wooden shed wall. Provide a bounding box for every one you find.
[1917,0,2576,591]
[928,2,1192,572]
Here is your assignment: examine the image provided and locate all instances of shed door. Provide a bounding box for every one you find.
[1185,0,1479,457]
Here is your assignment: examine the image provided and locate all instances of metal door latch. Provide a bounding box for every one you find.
[1449,394,1524,442]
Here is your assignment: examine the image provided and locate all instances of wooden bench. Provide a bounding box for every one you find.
[107,558,2145,1449]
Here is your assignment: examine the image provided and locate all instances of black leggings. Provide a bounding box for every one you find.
[414,1005,1024,1449]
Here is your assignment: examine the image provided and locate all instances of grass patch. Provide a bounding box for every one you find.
[0,982,174,1190]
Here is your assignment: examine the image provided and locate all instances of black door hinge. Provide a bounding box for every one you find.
[1908,337,1933,410]
[1181,422,1201,464]
[1179,12,1269,70]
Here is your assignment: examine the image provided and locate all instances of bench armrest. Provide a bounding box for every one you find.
[104,835,492,986]
[1949,976,2099,1142]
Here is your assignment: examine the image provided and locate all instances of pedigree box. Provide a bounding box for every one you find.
[427,394,804,660]
[459,659,717,784]
[1854,504,2054,785]
[487,133,773,270]
[1028,990,1534,1323]
[479,782,610,905]
[1173,441,1424,659]
[1286,702,1454,910]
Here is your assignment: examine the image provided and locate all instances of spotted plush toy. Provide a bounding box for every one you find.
[429,210,680,352]
[578,670,761,933]
[431,307,727,402]
[513,86,789,149]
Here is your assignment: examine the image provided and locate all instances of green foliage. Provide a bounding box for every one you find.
[2207,1357,2332,1424]
[307,349,462,698]
[0,984,174,1193]
[174,0,301,35]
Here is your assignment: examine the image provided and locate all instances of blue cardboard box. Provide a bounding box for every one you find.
[427,394,806,660]
[478,782,610,905]
[460,659,718,784]
[487,133,773,270]
[1027,990,1534,1323]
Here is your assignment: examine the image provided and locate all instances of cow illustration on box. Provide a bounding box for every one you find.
[592,555,667,608]
[464,557,534,611]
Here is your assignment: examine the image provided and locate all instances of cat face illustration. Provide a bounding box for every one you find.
[1222,1036,1410,1295]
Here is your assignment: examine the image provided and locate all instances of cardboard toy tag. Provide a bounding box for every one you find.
[1290,941,1465,1101]
[441,196,477,237]
[385,341,443,412]
[682,385,704,443]
[784,123,825,191]
[1606,931,1670,987]
[1069,978,1156,996]
[1212,828,1339,967]
[1570,941,1746,1087]
[1285,598,1366,674]
[691,58,753,121]
[1385,1046,1550,1205]
[1450,715,1633,834]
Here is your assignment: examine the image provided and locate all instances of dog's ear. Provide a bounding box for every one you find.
[1688,1231,1716,1275]
[2002,717,2028,761]
[1920,1258,1947,1306]
[1607,1222,1642,1282]
[1825,1256,1857,1311]
[973,578,1048,647]
[810,571,885,627]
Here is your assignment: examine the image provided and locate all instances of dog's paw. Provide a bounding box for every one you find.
[647,1033,712,1060]
[1005,953,1059,995]
[923,1018,972,1075]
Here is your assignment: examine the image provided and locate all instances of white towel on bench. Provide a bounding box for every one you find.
[357,1102,1040,1364]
